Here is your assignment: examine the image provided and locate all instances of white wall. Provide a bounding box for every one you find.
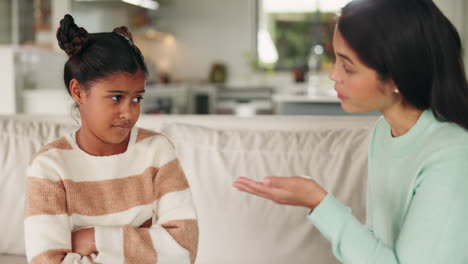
[0,46,16,114]
[151,0,257,83]
[72,2,131,33]
[150,0,468,83]
[433,0,468,73]
[41,0,257,84]
[434,0,464,32]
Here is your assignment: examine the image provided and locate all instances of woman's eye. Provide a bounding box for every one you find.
[110,95,122,102]
[132,96,143,103]
[343,65,352,73]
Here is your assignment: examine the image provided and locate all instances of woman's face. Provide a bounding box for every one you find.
[78,71,146,149]
[329,28,397,113]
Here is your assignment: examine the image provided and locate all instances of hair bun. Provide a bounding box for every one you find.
[56,14,89,57]
[113,26,134,43]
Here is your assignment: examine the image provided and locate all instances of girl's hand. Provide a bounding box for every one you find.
[232,176,327,210]
[71,228,97,256]
[139,218,153,228]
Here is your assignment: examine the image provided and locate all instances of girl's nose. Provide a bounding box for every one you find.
[119,102,132,120]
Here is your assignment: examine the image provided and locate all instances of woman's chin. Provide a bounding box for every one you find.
[340,103,377,114]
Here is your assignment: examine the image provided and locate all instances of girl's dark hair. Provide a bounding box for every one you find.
[56,14,148,94]
[338,0,468,130]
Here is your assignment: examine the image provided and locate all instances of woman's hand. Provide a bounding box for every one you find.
[71,228,97,256]
[232,176,327,210]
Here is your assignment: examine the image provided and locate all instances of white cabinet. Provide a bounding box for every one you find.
[0,45,69,115]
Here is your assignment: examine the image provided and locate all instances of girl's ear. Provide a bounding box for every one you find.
[69,79,84,105]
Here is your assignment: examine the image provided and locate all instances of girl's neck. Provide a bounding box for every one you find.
[76,127,130,156]
[381,103,424,138]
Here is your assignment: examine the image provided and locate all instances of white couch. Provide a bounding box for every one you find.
[0,114,377,264]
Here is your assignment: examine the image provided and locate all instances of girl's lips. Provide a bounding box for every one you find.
[113,125,131,130]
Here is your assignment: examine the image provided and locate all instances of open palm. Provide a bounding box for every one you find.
[232,176,327,210]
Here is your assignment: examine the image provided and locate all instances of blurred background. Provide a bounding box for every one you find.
[0,0,466,116]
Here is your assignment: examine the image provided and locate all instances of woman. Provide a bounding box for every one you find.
[233,0,468,263]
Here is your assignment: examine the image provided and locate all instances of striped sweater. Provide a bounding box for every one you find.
[24,127,198,264]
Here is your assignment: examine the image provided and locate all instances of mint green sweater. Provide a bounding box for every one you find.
[308,110,468,263]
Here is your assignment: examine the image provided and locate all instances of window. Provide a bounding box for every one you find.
[257,0,351,72]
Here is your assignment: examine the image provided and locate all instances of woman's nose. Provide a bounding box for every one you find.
[329,63,338,82]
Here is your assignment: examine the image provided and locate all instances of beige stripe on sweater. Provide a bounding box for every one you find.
[25,177,67,217]
[123,225,158,264]
[30,248,72,264]
[136,127,159,143]
[26,159,190,217]
[163,219,199,264]
[29,137,72,165]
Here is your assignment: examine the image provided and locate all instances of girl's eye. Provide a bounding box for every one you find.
[132,96,143,103]
[110,95,122,102]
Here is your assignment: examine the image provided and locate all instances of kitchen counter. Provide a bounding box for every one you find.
[272,94,340,103]
[272,92,378,116]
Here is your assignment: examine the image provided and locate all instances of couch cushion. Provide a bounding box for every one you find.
[0,116,77,255]
[161,123,371,264]
[0,254,27,264]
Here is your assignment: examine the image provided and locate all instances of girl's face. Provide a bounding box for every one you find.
[329,28,398,113]
[77,71,145,152]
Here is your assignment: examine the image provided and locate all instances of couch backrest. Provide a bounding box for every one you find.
[0,114,377,262]
[161,122,373,264]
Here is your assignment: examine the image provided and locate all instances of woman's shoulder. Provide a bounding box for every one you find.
[415,117,468,171]
[426,115,468,147]
[373,110,468,143]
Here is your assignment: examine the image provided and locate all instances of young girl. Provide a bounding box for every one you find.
[24,14,198,264]
[234,0,468,263]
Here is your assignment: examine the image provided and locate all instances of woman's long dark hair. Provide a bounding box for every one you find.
[338,0,468,130]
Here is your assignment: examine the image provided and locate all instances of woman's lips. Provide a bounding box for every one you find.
[336,91,347,100]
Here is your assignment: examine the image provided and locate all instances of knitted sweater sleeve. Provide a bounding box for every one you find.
[307,147,468,264]
[25,148,97,264]
[93,137,199,264]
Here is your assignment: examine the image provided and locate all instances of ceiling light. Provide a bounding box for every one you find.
[121,0,159,10]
